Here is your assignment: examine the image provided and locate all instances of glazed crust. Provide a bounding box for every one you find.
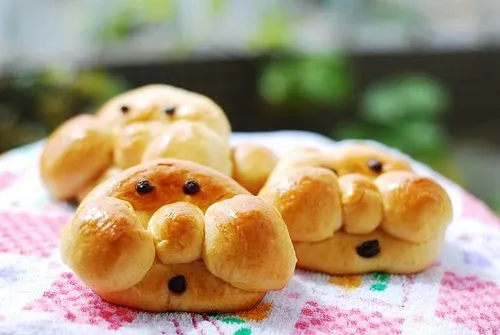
[259,143,453,275]
[41,84,232,201]
[61,159,296,312]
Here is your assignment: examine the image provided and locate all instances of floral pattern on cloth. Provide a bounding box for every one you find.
[0,131,499,335]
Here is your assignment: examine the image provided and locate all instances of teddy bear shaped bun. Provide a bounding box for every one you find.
[40,84,274,201]
[258,143,453,275]
[60,158,297,312]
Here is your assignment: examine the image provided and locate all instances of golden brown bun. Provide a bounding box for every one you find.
[259,143,453,275]
[231,143,279,194]
[40,115,113,200]
[61,159,297,312]
[142,121,232,176]
[204,195,296,291]
[41,84,233,201]
[259,167,342,242]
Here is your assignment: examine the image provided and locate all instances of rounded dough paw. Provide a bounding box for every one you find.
[40,114,113,200]
[142,121,232,176]
[375,171,453,243]
[113,122,166,169]
[203,194,296,291]
[259,166,342,242]
[60,197,155,292]
[148,202,204,264]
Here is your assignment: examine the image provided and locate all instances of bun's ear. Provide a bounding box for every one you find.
[375,171,453,243]
[203,194,296,292]
[40,115,113,200]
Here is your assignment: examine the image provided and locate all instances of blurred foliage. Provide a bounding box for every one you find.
[98,0,175,42]
[248,11,293,52]
[259,55,352,114]
[0,68,128,153]
[259,56,461,181]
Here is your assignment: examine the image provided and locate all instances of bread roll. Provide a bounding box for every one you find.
[61,159,297,312]
[259,143,453,275]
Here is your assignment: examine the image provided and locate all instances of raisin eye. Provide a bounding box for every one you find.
[168,275,186,294]
[165,106,176,116]
[183,180,200,195]
[136,180,154,195]
[120,105,129,114]
[367,159,383,173]
[356,240,380,258]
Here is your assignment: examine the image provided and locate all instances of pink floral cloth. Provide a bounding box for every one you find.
[0,131,499,335]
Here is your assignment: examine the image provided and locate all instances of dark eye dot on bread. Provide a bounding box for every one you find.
[183,180,201,195]
[120,105,129,114]
[356,240,380,258]
[136,180,155,195]
[165,106,176,116]
[367,159,383,173]
[168,275,186,294]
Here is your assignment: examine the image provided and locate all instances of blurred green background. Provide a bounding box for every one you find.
[0,0,499,212]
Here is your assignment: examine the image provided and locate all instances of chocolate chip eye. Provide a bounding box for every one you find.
[367,159,383,173]
[183,180,200,195]
[120,105,129,114]
[168,275,186,294]
[165,106,176,116]
[356,240,380,258]
[136,180,155,195]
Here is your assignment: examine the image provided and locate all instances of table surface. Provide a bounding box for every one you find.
[0,131,499,335]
